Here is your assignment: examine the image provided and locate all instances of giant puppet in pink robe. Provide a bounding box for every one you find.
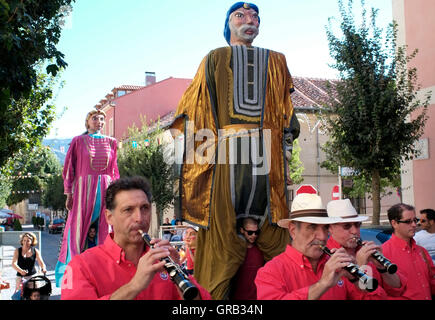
[55,132,119,286]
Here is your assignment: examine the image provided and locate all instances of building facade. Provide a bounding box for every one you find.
[393,0,435,210]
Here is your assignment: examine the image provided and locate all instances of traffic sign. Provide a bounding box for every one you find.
[296,184,318,195]
[332,185,340,200]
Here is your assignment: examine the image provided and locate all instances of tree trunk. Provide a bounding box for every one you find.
[371,169,381,225]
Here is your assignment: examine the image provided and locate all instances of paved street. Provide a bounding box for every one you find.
[1,225,63,300]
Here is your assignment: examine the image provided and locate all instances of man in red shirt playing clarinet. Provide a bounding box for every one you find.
[255,193,388,300]
[326,199,406,298]
[382,203,435,300]
[61,176,211,300]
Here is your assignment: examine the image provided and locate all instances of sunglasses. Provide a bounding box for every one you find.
[420,219,427,223]
[243,228,260,236]
[341,222,362,230]
[396,218,419,224]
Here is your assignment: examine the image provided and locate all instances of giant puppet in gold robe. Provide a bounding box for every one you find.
[172,46,299,299]
[170,44,300,299]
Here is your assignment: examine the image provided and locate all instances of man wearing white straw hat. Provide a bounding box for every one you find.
[327,199,405,298]
[255,193,387,300]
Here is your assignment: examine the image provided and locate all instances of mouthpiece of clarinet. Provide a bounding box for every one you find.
[138,230,144,235]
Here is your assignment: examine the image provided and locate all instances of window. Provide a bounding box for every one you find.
[117,90,126,97]
[109,118,114,137]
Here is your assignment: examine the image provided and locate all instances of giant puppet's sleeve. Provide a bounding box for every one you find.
[168,53,217,228]
[282,54,300,149]
[62,136,79,194]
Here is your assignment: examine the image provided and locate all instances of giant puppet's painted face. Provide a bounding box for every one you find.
[228,7,259,45]
[86,112,105,134]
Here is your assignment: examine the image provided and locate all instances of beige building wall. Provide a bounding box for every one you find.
[291,112,338,206]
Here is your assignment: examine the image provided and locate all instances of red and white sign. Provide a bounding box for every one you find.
[296,184,318,195]
[332,185,340,200]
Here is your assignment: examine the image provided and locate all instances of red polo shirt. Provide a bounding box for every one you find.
[327,237,406,298]
[382,234,435,300]
[231,245,264,300]
[255,245,387,300]
[61,233,211,300]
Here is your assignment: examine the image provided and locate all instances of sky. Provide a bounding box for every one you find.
[47,0,393,139]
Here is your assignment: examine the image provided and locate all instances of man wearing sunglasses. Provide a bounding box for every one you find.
[326,199,405,298]
[382,203,435,300]
[414,209,435,264]
[230,218,264,300]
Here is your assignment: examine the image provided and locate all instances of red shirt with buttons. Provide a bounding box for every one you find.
[255,245,387,300]
[60,233,211,300]
[382,233,435,300]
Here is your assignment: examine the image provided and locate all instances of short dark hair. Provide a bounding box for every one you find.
[420,208,435,221]
[242,217,259,229]
[105,176,153,211]
[387,203,415,222]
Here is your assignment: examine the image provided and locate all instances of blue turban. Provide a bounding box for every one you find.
[223,2,260,45]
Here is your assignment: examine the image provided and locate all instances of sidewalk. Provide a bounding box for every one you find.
[0,225,61,300]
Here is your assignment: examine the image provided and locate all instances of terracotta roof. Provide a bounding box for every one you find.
[113,85,145,91]
[148,111,176,132]
[292,76,339,108]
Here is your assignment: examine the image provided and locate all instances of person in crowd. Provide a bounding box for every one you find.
[169,1,300,299]
[55,109,120,287]
[230,217,264,300]
[171,215,177,225]
[84,225,97,250]
[162,217,172,241]
[382,203,435,300]
[12,232,46,292]
[326,199,405,298]
[415,208,435,264]
[170,220,184,242]
[255,193,388,300]
[181,225,198,275]
[61,176,211,300]
[29,289,41,300]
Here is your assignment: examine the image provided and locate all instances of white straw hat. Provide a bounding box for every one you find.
[326,199,368,223]
[278,193,340,228]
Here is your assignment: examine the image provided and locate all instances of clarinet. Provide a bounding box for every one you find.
[357,238,398,274]
[320,245,378,292]
[138,230,199,300]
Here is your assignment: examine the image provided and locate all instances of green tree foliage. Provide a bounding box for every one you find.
[0,0,73,103]
[0,65,64,171]
[0,178,11,208]
[322,0,430,224]
[0,0,73,170]
[42,173,66,211]
[288,139,304,185]
[117,120,176,226]
[4,145,62,206]
[13,218,22,231]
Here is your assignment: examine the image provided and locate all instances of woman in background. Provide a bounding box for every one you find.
[12,232,46,292]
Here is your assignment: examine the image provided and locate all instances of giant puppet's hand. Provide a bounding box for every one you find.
[65,193,73,211]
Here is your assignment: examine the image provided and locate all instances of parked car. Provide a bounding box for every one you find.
[360,226,392,245]
[48,218,65,234]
